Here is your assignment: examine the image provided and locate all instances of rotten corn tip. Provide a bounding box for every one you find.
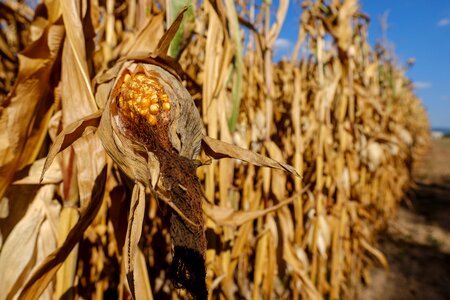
[117,72,172,125]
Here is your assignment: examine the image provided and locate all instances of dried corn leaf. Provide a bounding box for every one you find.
[40,111,103,181]
[202,135,300,177]
[204,196,294,227]
[13,158,62,185]
[61,0,97,112]
[0,185,57,299]
[19,166,106,299]
[124,182,146,299]
[0,24,64,201]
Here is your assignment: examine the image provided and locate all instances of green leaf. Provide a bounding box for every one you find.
[167,1,195,57]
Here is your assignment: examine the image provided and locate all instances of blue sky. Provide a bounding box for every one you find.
[274,0,450,128]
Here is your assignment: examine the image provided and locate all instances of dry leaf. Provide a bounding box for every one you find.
[204,196,295,227]
[19,166,106,299]
[40,111,103,182]
[0,24,64,202]
[0,185,57,299]
[202,135,300,177]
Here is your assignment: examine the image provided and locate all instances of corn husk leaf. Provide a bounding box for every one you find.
[124,182,146,299]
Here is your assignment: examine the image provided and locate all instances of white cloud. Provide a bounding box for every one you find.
[437,18,450,27]
[414,81,432,89]
[274,38,292,51]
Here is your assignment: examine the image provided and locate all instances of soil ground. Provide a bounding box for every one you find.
[358,138,450,300]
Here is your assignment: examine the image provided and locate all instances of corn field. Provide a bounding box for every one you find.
[0,0,430,299]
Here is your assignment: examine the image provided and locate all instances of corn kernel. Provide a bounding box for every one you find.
[150,103,160,113]
[162,102,171,111]
[124,73,131,82]
[127,99,136,108]
[161,94,169,102]
[150,94,159,104]
[141,97,150,106]
[147,114,157,125]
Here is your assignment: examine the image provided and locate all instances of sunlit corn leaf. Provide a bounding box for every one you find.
[0,24,64,201]
[204,195,295,227]
[202,135,299,177]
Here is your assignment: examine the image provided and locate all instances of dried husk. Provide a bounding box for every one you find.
[96,60,204,187]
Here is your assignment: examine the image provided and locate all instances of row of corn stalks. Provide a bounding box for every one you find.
[0,0,430,299]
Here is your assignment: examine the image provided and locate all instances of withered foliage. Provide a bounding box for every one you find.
[0,0,429,300]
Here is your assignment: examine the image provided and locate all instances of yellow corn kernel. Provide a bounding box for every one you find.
[162,102,171,111]
[138,107,147,115]
[147,114,157,125]
[150,94,159,104]
[160,94,169,102]
[150,103,160,114]
[124,73,131,82]
[118,96,124,107]
[141,97,150,106]
[127,99,136,109]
